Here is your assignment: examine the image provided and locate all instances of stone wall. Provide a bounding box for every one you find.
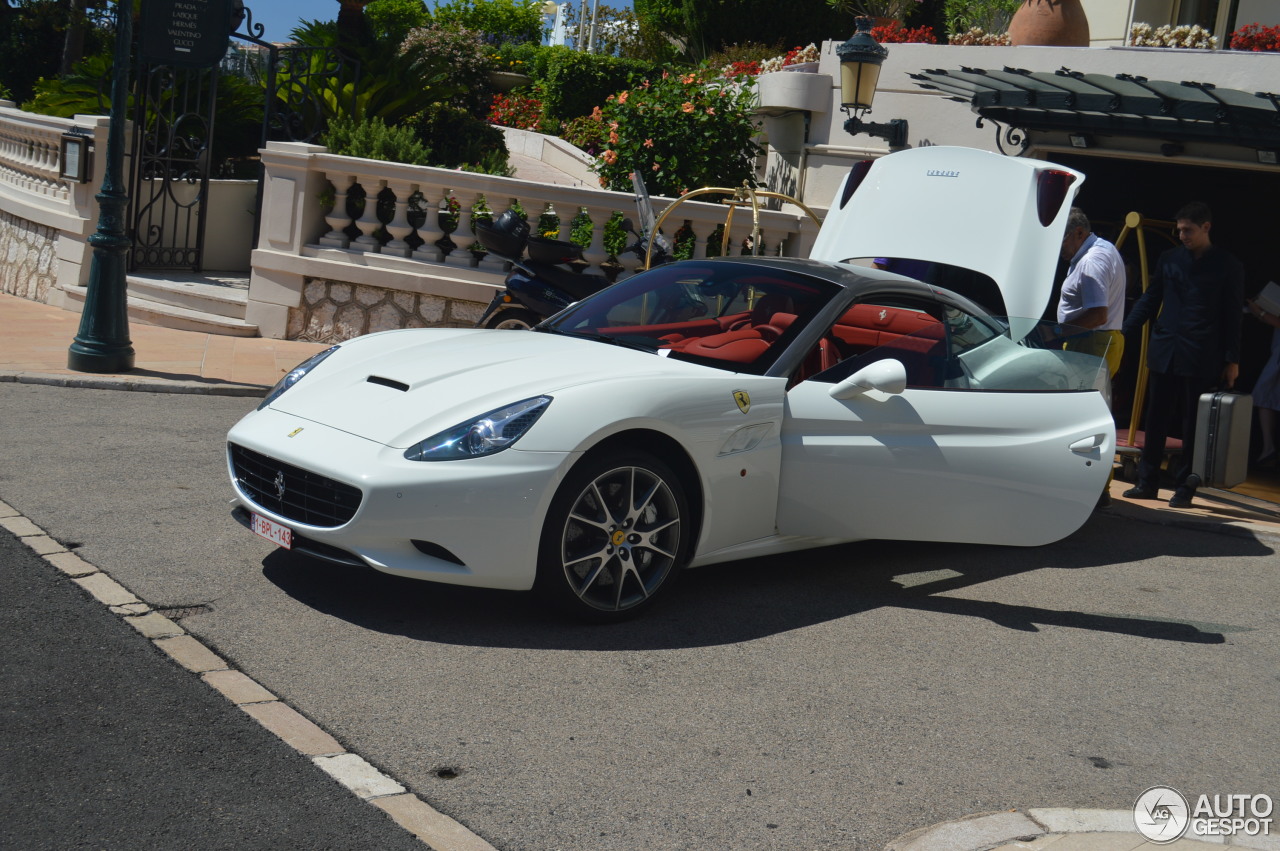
[0,210,57,302]
[287,278,488,343]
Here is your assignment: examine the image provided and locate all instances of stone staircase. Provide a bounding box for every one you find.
[60,272,258,337]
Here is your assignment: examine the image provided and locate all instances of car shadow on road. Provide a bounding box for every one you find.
[260,512,1268,651]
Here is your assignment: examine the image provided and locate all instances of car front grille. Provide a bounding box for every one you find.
[229,443,362,528]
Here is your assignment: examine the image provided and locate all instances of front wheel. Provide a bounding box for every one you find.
[536,452,690,621]
[485,307,540,330]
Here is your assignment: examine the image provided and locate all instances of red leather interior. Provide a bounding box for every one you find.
[831,305,945,387]
[831,304,941,351]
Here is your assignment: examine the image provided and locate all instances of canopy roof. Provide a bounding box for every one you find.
[910,66,1280,153]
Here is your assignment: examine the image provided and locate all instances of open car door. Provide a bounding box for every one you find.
[776,294,1115,547]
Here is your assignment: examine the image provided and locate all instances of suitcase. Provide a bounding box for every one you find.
[1188,391,1252,489]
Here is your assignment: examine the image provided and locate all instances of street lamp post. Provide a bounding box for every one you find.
[67,0,135,373]
[836,17,909,149]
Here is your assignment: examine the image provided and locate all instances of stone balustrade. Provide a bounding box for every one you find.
[0,103,110,303]
[249,142,824,342]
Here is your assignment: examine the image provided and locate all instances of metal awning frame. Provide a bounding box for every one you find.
[910,66,1280,157]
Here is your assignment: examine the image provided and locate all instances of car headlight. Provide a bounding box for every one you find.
[403,396,552,461]
[257,346,340,411]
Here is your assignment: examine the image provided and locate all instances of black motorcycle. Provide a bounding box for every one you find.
[475,176,671,330]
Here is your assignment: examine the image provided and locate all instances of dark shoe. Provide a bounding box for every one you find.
[1122,485,1158,500]
[1095,491,1112,509]
[1168,489,1194,509]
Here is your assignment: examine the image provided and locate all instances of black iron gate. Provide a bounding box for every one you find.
[128,3,357,272]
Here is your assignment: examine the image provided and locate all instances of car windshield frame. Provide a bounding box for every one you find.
[541,259,844,376]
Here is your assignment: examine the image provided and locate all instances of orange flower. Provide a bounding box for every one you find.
[652,163,661,171]
[682,102,694,113]
[618,91,629,104]
[682,73,696,84]
[590,106,602,120]
[705,107,716,115]
[602,150,618,165]
[643,138,654,148]
[608,131,619,144]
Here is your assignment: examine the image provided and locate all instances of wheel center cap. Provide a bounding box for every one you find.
[611,530,627,546]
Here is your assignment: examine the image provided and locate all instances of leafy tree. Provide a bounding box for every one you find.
[366,0,430,46]
[0,0,111,103]
[289,18,457,125]
[633,0,847,61]
[431,0,543,45]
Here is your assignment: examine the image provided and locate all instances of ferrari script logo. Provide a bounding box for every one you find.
[287,427,304,438]
[733,390,751,414]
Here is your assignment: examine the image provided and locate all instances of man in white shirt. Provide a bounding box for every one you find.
[1058,207,1126,506]
[1058,207,1126,375]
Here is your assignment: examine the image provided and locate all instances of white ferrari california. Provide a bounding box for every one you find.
[227,146,1116,619]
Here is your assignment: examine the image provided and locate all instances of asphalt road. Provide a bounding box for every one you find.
[0,522,425,851]
[2,382,1277,850]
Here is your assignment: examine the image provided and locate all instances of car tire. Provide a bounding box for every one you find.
[485,308,540,330]
[535,452,690,621]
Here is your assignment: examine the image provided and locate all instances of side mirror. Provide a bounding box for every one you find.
[829,359,907,400]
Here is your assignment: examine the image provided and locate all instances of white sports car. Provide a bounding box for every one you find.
[227,147,1115,619]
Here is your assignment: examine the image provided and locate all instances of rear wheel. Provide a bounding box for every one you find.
[536,452,689,621]
[485,308,540,330]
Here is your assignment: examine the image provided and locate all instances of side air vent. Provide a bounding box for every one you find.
[367,375,410,392]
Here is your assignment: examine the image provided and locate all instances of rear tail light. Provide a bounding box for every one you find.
[1036,169,1077,226]
[838,159,875,209]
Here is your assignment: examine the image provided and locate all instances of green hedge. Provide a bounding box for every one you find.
[533,46,659,122]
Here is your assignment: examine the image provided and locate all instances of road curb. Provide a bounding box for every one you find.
[0,370,267,397]
[885,807,1280,850]
[0,496,496,851]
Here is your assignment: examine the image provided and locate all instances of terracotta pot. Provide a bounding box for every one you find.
[1008,0,1090,47]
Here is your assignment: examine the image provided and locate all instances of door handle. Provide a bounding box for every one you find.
[1069,434,1106,455]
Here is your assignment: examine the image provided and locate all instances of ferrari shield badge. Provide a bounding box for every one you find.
[733,390,751,414]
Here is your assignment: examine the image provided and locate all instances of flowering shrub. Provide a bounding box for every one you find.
[948,26,1011,45]
[1229,23,1280,51]
[1128,22,1218,49]
[592,66,762,197]
[757,44,821,74]
[722,60,763,79]
[401,24,491,115]
[487,91,544,130]
[488,53,529,71]
[561,113,611,155]
[870,21,938,43]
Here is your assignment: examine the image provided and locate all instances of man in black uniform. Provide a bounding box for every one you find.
[1122,201,1244,508]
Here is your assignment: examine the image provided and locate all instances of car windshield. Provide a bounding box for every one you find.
[542,261,839,374]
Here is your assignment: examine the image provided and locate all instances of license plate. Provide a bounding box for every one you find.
[250,512,293,550]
